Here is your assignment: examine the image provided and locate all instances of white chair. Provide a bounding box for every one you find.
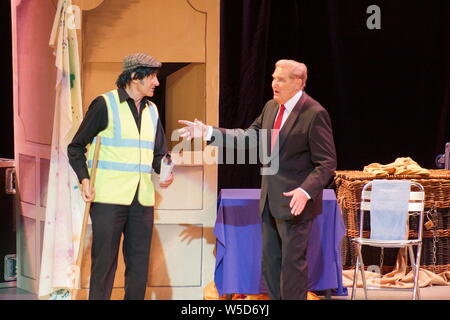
[351,180,425,300]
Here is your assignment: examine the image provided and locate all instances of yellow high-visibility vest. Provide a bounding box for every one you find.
[87,89,158,206]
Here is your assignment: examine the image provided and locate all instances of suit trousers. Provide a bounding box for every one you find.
[88,190,154,300]
[261,200,313,300]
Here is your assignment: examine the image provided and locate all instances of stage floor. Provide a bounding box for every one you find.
[0,286,449,300]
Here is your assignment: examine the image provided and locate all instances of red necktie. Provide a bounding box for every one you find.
[271,104,286,152]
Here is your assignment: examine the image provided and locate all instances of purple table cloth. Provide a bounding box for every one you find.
[214,189,347,296]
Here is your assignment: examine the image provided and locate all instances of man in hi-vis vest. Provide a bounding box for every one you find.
[68,53,173,300]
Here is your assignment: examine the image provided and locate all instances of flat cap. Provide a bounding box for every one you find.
[123,53,162,71]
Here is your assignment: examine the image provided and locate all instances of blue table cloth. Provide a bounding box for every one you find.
[214,189,347,296]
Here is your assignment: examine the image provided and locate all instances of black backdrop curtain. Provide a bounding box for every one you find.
[218,0,450,191]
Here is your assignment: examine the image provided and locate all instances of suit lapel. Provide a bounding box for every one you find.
[277,92,308,152]
[264,101,279,152]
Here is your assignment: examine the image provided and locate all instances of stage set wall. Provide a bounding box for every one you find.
[11,0,219,299]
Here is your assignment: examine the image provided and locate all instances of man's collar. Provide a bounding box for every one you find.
[118,87,131,103]
[283,90,303,112]
[118,87,151,104]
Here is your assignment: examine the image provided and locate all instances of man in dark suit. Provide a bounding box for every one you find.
[178,59,336,300]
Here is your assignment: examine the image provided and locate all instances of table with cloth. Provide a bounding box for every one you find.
[213,188,347,297]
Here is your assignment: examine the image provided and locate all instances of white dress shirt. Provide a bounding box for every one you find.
[275,90,303,129]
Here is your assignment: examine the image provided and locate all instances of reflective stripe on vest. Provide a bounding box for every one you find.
[88,160,152,173]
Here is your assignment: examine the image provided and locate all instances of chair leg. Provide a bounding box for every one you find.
[351,252,360,300]
[380,247,384,272]
[410,244,422,300]
[407,246,415,299]
[356,245,368,300]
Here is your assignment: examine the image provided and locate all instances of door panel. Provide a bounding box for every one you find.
[148,224,203,287]
[12,0,57,293]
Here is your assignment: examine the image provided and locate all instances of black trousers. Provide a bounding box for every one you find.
[261,200,313,300]
[88,191,154,300]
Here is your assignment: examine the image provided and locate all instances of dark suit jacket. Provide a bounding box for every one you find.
[211,91,337,221]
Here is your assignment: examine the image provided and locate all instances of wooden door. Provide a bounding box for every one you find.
[80,0,220,299]
[11,0,57,293]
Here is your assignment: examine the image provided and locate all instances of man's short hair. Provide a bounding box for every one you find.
[115,66,159,89]
[275,59,308,89]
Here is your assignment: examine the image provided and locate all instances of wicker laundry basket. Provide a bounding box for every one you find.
[335,170,450,274]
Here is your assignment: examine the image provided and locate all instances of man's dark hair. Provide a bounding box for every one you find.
[115,66,159,89]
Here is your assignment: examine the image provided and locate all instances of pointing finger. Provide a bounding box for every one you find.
[178,120,195,126]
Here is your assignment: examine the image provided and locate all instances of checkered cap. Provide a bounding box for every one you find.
[123,53,162,71]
